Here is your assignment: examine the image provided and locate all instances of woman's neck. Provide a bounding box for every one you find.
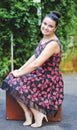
[43,33,56,40]
[42,34,56,42]
[40,34,58,45]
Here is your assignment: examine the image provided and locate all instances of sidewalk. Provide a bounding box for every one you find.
[0,74,77,130]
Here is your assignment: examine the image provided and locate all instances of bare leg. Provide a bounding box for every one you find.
[30,108,48,128]
[17,100,33,126]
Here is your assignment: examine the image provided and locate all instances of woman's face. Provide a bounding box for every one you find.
[41,16,57,37]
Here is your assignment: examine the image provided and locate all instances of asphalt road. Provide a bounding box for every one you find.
[0,74,77,130]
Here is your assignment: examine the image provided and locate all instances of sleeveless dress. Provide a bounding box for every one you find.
[1,39,64,116]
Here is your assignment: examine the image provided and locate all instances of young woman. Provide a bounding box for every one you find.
[1,11,64,127]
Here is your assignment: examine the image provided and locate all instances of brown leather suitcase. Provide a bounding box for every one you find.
[6,92,62,122]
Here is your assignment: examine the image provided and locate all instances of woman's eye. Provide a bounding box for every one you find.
[43,22,47,25]
[49,25,53,28]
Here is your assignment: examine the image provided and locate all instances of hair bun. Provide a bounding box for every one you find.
[52,11,61,19]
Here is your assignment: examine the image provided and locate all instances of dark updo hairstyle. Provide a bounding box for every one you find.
[45,11,61,26]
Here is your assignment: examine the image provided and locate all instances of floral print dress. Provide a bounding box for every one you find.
[1,39,64,116]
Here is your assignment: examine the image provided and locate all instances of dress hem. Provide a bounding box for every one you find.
[1,81,59,117]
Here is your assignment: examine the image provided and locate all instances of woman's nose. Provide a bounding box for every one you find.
[44,25,48,29]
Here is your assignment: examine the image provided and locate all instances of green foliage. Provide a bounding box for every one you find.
[0,57,10,83]
[41,0,77,51]
[0,0,77,82]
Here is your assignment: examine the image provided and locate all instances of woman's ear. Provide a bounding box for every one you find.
[54,26,58,32]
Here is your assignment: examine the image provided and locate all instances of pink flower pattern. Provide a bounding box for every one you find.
[2,40,64,116]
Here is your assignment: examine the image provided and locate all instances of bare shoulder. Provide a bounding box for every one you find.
[46,40,60,53]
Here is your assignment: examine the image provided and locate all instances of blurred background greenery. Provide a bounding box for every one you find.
[0,0,77,82]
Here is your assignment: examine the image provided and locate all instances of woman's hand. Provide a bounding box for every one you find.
[11,70,20,77]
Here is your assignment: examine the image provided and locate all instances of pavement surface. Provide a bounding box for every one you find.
[0,74,77,130]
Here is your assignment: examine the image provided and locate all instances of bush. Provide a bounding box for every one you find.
[0,0,77,82]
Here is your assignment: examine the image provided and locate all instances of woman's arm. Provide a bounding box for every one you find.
[12,41,60,77]
[19,54,36,70]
